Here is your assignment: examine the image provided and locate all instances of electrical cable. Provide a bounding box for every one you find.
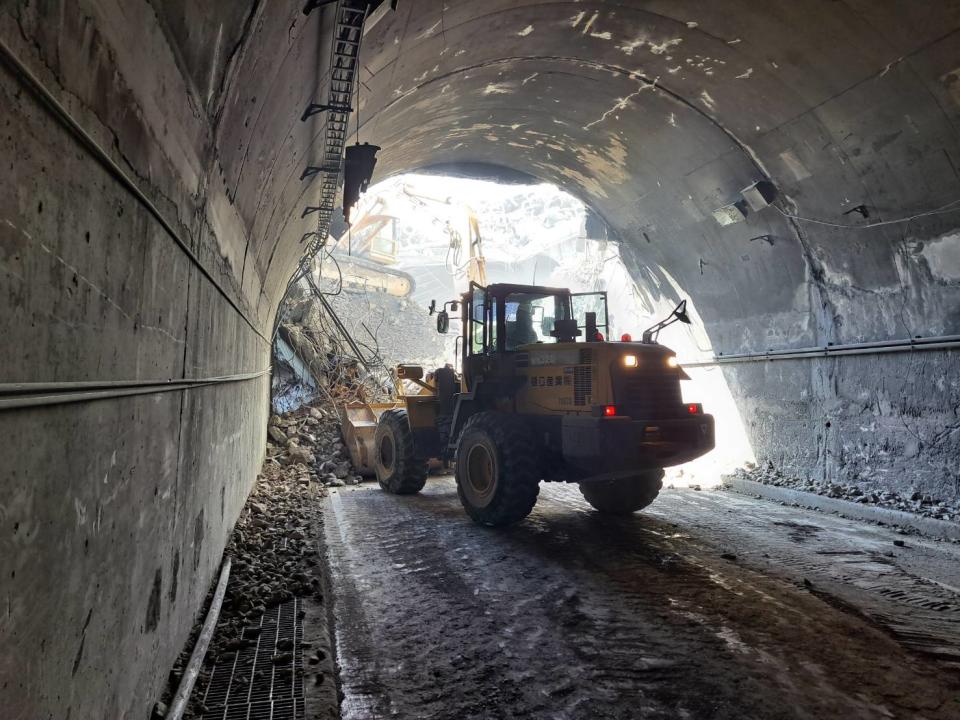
[0,36,270,346]
[774,198,960,229]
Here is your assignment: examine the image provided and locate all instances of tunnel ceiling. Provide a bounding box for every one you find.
[190,0,960,354]
[19,0,958,350]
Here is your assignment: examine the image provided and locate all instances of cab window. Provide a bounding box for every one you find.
[572,292,609,337]
[471,289,485,355]
[504,292,572,350]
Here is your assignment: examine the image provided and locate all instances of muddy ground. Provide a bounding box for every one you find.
[325,480,960,719]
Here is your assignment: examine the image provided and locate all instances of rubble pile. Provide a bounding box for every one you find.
[266,405,364,487]
[729,464,960,522]
[273,279,448,414]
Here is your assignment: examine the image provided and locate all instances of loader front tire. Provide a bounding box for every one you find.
[578,470,664,515]
[455,412,540,527]
[374,408,428,495]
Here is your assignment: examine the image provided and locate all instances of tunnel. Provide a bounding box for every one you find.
[2,1,960,718]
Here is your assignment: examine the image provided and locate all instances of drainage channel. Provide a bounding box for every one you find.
[199,599,306,720]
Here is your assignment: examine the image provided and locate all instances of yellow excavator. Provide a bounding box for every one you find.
[361,283,715,526]
[320,183,486,297]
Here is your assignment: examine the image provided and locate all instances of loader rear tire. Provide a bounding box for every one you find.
[455,412,540,527]
[374,408,428,495]
[579,470,664,515]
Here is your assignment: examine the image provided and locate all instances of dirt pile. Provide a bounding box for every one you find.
[729,464,960,522]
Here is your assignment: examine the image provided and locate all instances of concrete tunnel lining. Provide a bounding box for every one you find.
[1,1,960,717]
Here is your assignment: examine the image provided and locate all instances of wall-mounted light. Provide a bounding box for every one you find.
[712,178,778,227]
[740,180,777,211]
[712,201,749,226]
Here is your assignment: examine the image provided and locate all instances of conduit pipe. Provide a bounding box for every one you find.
[682,334,960,368]
[167,557,232,720]
[0,370,270,411]
[0,36,269,345]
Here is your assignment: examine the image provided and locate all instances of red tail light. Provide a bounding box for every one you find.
[687,403,702,415]
[603,405,617,417]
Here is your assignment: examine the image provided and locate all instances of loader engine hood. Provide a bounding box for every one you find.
[521,341,689,380]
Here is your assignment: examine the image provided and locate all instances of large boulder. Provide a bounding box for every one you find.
[287,446,316,466]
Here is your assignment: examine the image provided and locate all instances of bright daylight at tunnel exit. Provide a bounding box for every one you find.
[2,2,960,719]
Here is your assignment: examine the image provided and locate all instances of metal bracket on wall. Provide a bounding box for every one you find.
[301,102,353,121]
[303,0,339,15]
[300,164,341,181]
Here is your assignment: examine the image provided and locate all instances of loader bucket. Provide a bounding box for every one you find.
[338,402,402,476]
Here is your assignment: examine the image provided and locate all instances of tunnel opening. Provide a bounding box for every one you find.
[272,171,754,487]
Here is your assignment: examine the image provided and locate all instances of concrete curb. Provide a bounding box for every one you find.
[722,477,960,542]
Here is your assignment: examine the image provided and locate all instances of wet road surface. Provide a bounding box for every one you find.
[322,479,960,719]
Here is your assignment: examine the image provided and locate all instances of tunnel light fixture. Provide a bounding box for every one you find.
[712,201,748,226]
[363,0,400,36]
[623,354,638,368]
[740,180,777,211]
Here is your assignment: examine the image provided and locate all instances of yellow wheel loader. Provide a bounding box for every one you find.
[371,282,715,526]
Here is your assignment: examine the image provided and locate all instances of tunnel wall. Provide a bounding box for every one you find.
[0,2,309,717]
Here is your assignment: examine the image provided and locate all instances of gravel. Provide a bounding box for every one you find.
[728,463,960,523]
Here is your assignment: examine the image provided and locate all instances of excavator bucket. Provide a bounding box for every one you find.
[338,401,402,476]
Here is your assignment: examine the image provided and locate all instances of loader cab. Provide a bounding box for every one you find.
[459,283,609,392]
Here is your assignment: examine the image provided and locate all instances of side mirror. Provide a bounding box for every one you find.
[450,301,459,312]
[674,300,691,324]
[437,310,450,334]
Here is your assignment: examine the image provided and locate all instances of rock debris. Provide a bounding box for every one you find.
[730,463,960,522]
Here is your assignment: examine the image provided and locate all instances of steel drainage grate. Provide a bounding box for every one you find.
[200,599,305,720]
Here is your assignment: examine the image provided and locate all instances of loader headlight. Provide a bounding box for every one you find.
[623,354,638,368]
[666,356,680,368]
